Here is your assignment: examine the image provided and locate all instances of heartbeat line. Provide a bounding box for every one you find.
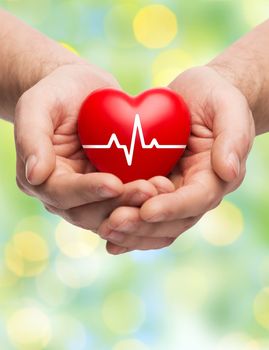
[82,113,186,166]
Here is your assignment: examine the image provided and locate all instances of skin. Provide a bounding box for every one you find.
[0,9,174,254]
[1,10,269,255]
[99,67,255,253]
[100,20,269,254]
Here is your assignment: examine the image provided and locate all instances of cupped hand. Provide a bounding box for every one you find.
[15,63,171,246]
[99,66,255,254]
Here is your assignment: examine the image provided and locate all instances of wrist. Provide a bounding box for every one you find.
[0,9,88,121]
[18,52,86,97]
[207,54,265,135]
[2,51,86,122]
[11,52,87,122]
[207,60,262,113]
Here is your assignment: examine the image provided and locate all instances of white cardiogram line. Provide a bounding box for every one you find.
[82,113,186,166]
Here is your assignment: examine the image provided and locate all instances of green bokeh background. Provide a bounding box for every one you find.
[1,1,269,349]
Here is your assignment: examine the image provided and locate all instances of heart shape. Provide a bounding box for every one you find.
[78,88,190,183]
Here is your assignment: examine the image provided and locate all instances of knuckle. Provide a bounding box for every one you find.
[109,210,129,229]
[133,179,151,192]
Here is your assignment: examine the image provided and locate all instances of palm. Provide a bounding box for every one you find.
[15,63,124,211]
[39,63,119,178]
[167,66,250,198]
[52,113,95,177]
[169,113,214,191]
[138,66,254,224]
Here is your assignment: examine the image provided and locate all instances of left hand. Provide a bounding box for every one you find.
[14,62,178,255]
[14,63,163,239]
[98,66,255,254]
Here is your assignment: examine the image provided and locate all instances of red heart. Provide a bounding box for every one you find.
[78,88,190,183]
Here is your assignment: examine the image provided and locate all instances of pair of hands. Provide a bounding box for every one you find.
[15,63,255,255]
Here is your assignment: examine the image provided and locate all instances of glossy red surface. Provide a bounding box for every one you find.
[78,88,191,183]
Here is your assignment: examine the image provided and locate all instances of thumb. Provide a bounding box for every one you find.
[14,95,56,186]
[211,93,254,182]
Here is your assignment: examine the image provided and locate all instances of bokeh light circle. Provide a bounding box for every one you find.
[216,332,260,350]
[50,315,88,350]
[13,231,48,261]
[5,231,49,277]
[164,265,209,310]
[55,253,100,288]
[105,4,138,48]
[259,256,269,285]
[36,268,76,306]
[253,288,269,330]
[152,49,193,86]
[133,5,178,49]
[55,220,100,258]
[102,291,145,334]
[0,262,17,288]
[198,200,244,245]
[113,339,149,350]
[7,307,51,348]
[14,216,53,236]
[242,0,269,27]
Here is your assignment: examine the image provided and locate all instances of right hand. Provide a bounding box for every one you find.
[98,66,255,254]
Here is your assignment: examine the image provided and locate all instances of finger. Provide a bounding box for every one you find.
[98,207,200,239]
[16,153,124,209]
[14,91,56,186]
[140,171,226,222]
[46,179,158,230]
[37,172,124,209]
[211,90,254,182]
[105,236,174,255]
[148,176,175,194]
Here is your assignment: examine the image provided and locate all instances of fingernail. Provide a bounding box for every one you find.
[107,231,125,243]
[97,187,119,198]
[227,153,240,178]
[25,155,37,184]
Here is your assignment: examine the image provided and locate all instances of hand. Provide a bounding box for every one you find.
[14,63,166,241]
[98,66,255,253]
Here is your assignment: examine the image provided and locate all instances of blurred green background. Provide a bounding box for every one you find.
[1,0,269,349]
